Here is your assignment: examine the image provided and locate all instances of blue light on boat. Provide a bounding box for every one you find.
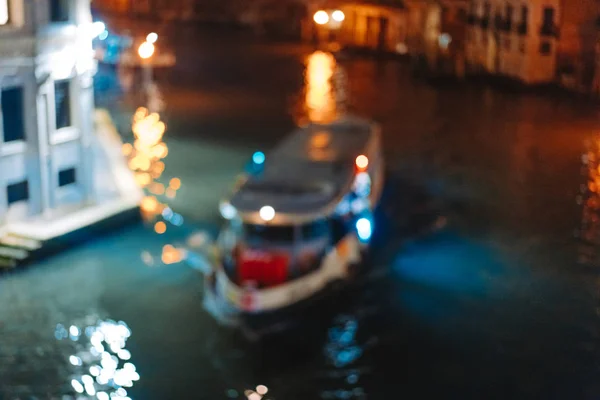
[356,218,372,241]
[252,151,265,165]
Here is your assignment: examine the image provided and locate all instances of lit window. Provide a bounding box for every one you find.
[58,168,76,187]
[7,180,29,205]
[0,0,8,25]
[50,0,69,23]
[54,80,71,130]
[1,86,25,142]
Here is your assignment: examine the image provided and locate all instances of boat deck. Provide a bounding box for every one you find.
[228,117,377,219]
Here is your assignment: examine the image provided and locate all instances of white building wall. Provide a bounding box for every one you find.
[0,0,97,227]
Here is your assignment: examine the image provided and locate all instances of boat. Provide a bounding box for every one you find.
[204,115,385,338]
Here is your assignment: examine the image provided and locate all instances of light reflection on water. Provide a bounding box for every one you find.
[577,137,600,266]
[320,315,371,399]
[297,51,347,124]
[123,91,188,266]
[56,319,138,399]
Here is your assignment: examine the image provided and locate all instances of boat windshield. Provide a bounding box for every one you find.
[300,218,329,240]
[243,224,295,243]
[242,219,330,244]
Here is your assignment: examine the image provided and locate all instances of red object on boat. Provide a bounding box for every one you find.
[238,249,289,287]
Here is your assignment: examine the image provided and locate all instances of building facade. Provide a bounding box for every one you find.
[419,0,469,76]
[465,0,599,88]
[302,0,418,54]
[92,0,247,23]
[0,0,98,226]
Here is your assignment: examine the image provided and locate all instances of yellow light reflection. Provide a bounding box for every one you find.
[165,188,176,198]
[135,172,152,187]
[578,138,600,266]
[122,143,133,156]
[169,178,181,190]
[162,245,184,265]
[154,221,167,234]
[141,196,160,213]
[304,51,337,123]
[126,107,180,225]
[149,182,165,195]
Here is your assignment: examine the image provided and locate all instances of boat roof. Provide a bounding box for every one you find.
[227,116,378,224]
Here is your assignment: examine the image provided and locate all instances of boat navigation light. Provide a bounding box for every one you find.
[252,151,265,165]
[355,155,369,171]
[259,206,275,222]
[219,202,237,220]
[356,217,372,241]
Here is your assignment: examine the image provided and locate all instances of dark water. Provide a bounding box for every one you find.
[2,23,600,399]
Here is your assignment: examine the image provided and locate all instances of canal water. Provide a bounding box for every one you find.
[2,24,600,399]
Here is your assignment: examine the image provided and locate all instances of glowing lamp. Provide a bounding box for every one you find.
[219,202,237,220]
[356,217,372,241]
[355,155,369,171]
[146,32,158,44]
[252,151,265,165]
[99,30,109,41]
[138,41,155,59]
[332,10,345,22]
[259,206,275,222]
[314,10,329,25]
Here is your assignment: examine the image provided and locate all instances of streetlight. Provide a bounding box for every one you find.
[146,32,158,44]
[138,41,155,59]
[313,10,329,25]
[331,10,345,22]
[138,39,156,108]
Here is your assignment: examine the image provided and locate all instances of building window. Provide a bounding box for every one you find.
[54,80,71,130]
[50,0,69,23]
[7,180,29,205]
[505,5,513,31]
[481,2,490,29]
[518,6,528,35]
[540,7,556,36]
[58,167,76,187]
[540,41,552,55]
[519,41,525,53]
[1,86,25,143]
[0,0,9,25]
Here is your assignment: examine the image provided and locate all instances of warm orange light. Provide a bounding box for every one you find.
[162,245,184,264]
[154,221,167,234]
[166,188,176,199]
[149,182,165,195]
[169,178,181,190]
[122,143,133,156]
[141,196,160,213]
[135,172,152,187]
[356,155,369,170]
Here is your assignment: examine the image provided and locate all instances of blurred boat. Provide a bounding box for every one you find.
[204,115,385,339]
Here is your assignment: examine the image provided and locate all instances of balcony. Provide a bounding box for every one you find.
[540,24,559,37]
